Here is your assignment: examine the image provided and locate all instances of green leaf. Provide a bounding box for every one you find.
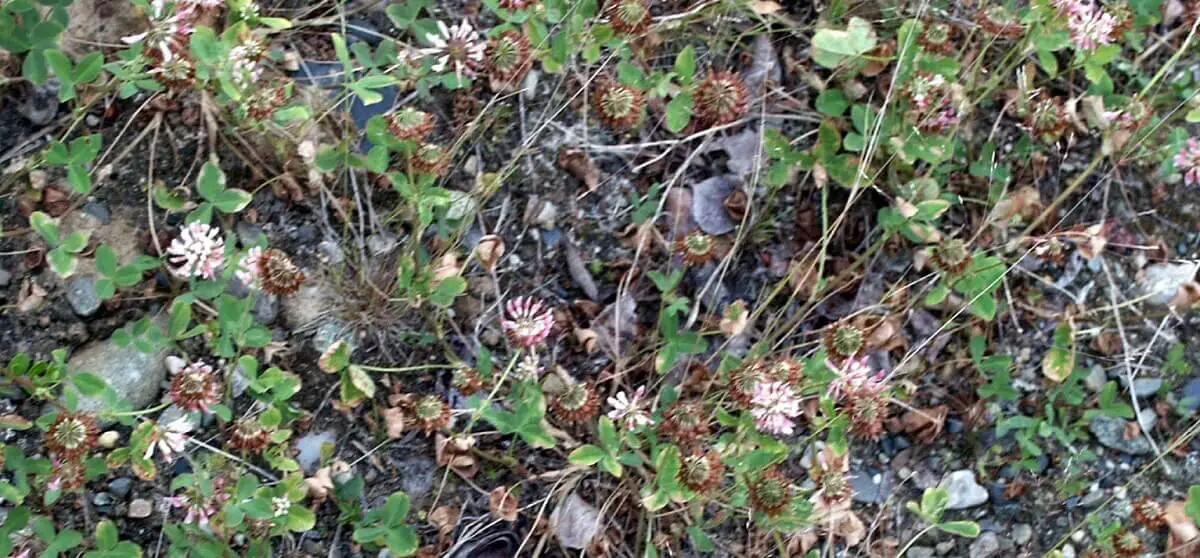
[920,487,949,521]
[937,521,981,538]
[346,365,376,399]
[47,249,78,278]
[286,506,316,532]
[687,526,715,553]
[1186,485,1200,524]
[95,245,118,277]
[30,211,60,245]
[73,51,103,83]
[597,417,619,450]
[196,160,226,201]
[189,27,222,64]
[1041,321,1075,383]
[968,294,997,321]
[213,189,252,213]
[811,17,877,69]
[429,277,466,308]
[568,445,606,466]
[674,46,696,83]
[43,48,73,85]
[72,372,108,396]
[59,231,89,253]
[815,89,850,117]
[94,520,118,550]
[665,93,692,133]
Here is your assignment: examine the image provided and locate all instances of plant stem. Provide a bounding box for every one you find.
[354,363,460,373]
[896,524,936,557]
[104,402,170,418]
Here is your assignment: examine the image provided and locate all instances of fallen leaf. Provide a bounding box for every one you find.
[558,149,600,191]
[551,492,601,550]
[1138,261,1200,306]
[898,405,948,444]
[719,300,750,337]
[1091,331,1122,356]
[573,328,598,354]
[304,466,335,500]
[1164,500,1199,557]
[428,505,460,539]
[1170,281,1200,311]
[382,406,406,439]
[988,186,1043,224]
[432,252,461,282]
[750,0,783,14]
[17,279,46,313]
[489,486,520,522]
[564,240,599,301]
[475,235,505,272]
[435,434,478,479]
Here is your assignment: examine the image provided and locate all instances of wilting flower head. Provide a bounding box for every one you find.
[167,492,218,527]
[145,417,193,461]
[168,223,226,279]
[750,381,802,436]
[228,39,264,88]
[45,412,98,458]
[607,386,654,430]
[421,19,486,79]
[1175,138,1200,187]
[170,360,224,413]
[501,297,555,348]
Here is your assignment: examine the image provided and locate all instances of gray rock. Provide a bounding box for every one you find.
[1181,378,1200,413]
[691,175,739,235]
[107,477,133,499]
[63,315,171,416]
[157,405,201,432]
[850,469,893,504]
[908,547,935,558]
[93,492,115,508]
[395,454,437,503]
[969,532,1000,558]
[1138,407,1157,433]
[551,492,601,550]
[82,201,111,224]
[67,275,101,317]
[940,469,989,510]
[1012,524,1032,546]
[1079,488,1105,508]
[294,430,337,474]
[1126,377,1163,398]
[1089,415,1152,455]
[253,293,278,325]
[19,82,59,125]
[230,366,251,398]
[1139,261,1199,305]
[0,268,11,288]
[236,222,265,247]
[1062,543,1076,558]
[312,320,355,354]
[1084,365,1107,393]
[281,279,334,328]
[128,498,153,519]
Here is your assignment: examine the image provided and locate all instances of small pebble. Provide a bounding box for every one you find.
[128,498,153,519]
[98,430,120,448]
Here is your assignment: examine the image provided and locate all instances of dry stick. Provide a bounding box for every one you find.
[1099,257,1169,474]
[186,436,279,482]
[147,115,165,256]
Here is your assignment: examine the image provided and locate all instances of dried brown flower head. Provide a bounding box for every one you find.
[388,107,435,142]
[46,412,98,458]
[228,418,272,453]
[549,382,600,424]
[977,6,1025,39]
[410,143,449,176]
[170,361,224,413]
[931,238,971,276]
[661,401,710,442]
[730,358,803,407]
[919,20,956,54]
[678,451,724,494]
[593,81,645,129]
[693,70,749,127]
[675,231,718,266]
[452,366,485,396]
[487,31,532,86]
[748,468,793,517]
[259,249,306,296]
[410,395,452,434]
[824,320,866,362]
[606,0,650,35]
[1132,497,1165,530]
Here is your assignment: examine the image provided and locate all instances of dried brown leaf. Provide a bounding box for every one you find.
[489,486,519,522]
[719,300,750,337]
[475,234,505,272]
[1164,501,1200,557]
[898,405,947,444]
[304,466,335,500]
[382,406,406,439]
[428,505,460,538]
[558,149,600,191]
[565,240,599,301]
[750,0,783,14]
[574,328,598,354]
[17,279,46,313]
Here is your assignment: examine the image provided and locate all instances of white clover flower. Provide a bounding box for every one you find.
[237,246,264,288]
[607,386,654,430]
[144,417,193,461]
[168,223,226,279]
[420,19,486,79]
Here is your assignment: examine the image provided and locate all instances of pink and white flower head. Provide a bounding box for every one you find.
[828,356,887,402]
[228,40,264,88]
[167,492,218,527]
[1066,3,1117,50]
[1175,138,1200,187]
[237,246,264,288]
[501,296,555,348]
[420,19,486,79]
[145,417,193,461]
[750,381,801,436]
[607,386,655,430]
[168,223,226,279]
